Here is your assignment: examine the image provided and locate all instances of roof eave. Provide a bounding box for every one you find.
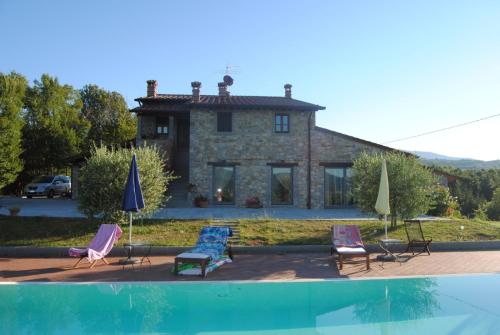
[189,103,324,111]
[314,126,415,157]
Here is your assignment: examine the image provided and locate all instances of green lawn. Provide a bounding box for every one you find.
[1,216,500,247]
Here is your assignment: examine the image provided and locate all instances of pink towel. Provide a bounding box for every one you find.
[332,224,364,248]
[69,224,122,262]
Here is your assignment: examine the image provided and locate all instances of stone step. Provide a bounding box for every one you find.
[210,220,241,244]
[165,180,192,207]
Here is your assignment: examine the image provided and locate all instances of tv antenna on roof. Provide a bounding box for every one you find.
[224,64,240,75]
[211,64,241,75]
[210,64,240,88]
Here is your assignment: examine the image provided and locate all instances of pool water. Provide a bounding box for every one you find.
[1,274,500,334]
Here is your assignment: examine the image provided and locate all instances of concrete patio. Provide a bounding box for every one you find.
[2,251,500,282]
[0,196,375,220]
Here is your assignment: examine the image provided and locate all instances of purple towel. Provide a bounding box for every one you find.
[69,224,122,262]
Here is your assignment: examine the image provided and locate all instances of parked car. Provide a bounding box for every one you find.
[24,175,71,198]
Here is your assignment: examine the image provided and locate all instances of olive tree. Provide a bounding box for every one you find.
[352,152,435,227]
[78,145,174,223]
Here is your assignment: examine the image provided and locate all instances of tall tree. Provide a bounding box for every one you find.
[22,74,89,174]
[80,84,136,152]
[486,187,500,221]
[0,72,27,190]
[447,169,500,216]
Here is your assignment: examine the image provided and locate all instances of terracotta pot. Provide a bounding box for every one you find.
[195,200,209,208]
[9,209,20,216]
[246,204,262,209]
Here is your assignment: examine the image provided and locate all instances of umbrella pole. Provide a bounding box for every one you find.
[384,214,388,240]
[129,212,132,245]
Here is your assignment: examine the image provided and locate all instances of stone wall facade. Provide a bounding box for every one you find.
[189,109,312,207]
[310,127,385,208]
[136,115,175,170]
[138,109,391,208]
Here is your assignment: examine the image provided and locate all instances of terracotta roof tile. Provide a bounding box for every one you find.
[133,94,325,111]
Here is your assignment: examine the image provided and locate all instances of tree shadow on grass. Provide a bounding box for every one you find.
[266,231,331,246]
[0,217,100,245]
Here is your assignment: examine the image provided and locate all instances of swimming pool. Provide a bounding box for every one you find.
[1,274,500,334]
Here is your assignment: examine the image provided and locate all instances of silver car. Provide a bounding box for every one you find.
[24,175,71,198]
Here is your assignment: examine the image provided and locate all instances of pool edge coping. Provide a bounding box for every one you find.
[2,271,500,285]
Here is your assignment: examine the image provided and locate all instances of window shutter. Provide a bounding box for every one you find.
[217,112,232,132]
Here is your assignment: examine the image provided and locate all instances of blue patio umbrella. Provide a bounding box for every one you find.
[122,154,145,244]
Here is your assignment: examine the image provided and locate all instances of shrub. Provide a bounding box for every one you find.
[8,207,20,216]
[486,188,500,221]
[428,184,460,217]
[78,145,174,223]
[474,202,489,221]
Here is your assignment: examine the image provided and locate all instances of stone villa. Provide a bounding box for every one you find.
[131,78,400,209]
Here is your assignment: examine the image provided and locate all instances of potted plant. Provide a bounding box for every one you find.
[245,196,262,208]
[9,207,21,216]
[194,194,209,208]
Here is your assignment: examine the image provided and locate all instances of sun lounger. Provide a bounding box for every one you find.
[331,224,370,270]
[404,219,432,255]
[69,224,122,268]
[174,226,233,277]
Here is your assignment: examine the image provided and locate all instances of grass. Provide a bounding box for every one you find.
[1,216,500,247]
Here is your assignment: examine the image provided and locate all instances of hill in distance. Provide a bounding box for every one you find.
[412,151,472,161]
[412,151,500,170]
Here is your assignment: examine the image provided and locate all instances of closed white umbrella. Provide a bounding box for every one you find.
[375,159,391,239]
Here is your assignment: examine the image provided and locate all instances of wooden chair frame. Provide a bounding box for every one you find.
[72,255,109,269]
[174,256,210,277]
[174,245,233,277]
[404,219,432,255]
[330,246,370,270]
[227,243,233,260]
[174,231,234,277]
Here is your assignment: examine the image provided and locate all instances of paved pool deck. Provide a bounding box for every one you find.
[2,251,500,282]
[0,196,375,220]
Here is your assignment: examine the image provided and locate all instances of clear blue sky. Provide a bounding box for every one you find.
[2,0,499,160]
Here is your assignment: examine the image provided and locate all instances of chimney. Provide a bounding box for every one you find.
[147,80,157,97]
[191,81,201,102]
[284,84,292,98]
[218,82,229,97]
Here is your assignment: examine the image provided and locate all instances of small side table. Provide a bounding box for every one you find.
[120,243,152,270]
[377,239,403,262]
